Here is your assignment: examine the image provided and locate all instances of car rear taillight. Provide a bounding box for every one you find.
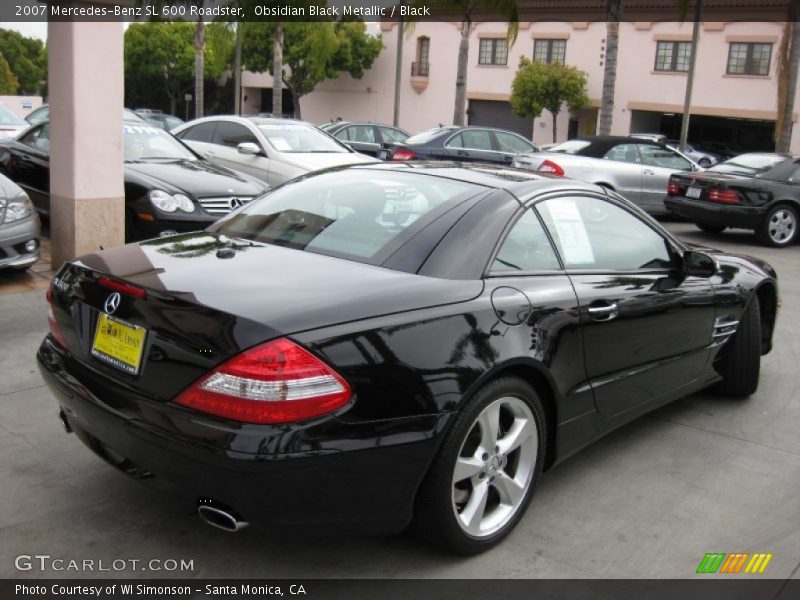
[175,338,351,424]
[98,276,147,298]
[707,188,740,204]
[667,181,682,196]
[391,148,417,161]
[537,159,564,176]
[46,287,68,348]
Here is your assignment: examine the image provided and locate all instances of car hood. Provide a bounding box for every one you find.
[0,173,23,199]
[124,160,267,197]
[276,152,378,172]
[75,232,483,335]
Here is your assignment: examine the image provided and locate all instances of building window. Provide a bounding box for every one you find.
[533,39,567,64]
[727,42,772,76]
[478,38,508,65]
[412,37,430,76]
[654,41,692,72]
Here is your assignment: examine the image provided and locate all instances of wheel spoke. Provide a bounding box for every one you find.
[493,471,525,507]
[453,456,484,483]
[478,403,500,449]
[497,418,534,455]
[460,480,490,534]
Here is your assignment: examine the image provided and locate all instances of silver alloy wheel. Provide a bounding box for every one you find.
[451,396,537,538]
[768,209,795,244]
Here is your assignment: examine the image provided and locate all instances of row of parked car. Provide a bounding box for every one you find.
[0,102,797,275]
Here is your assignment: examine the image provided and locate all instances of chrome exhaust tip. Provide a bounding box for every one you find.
[197,503,249,532]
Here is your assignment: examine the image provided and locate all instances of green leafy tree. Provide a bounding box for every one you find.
[0,54,19,95]
[510,57,588,143]
[406,1,519,127]
[124,22,233,115]
[242,20,382,119]
[0,28,46,95]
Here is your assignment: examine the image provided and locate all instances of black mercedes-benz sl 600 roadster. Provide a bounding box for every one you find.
[38,163,778,554]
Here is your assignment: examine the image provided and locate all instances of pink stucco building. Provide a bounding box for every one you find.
[242,18,799,153]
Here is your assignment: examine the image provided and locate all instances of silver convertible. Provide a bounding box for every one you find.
[513,136,699,214]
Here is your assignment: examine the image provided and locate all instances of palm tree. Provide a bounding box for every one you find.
[272,23,284,117]
[776,0,800,152]
[677,0,697,152]
[409,1,519,126]
[597,0,623,135]
[193,17,205,118]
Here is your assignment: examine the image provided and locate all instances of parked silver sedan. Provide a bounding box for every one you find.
[0,173,39,271]
[172,116,378,187]
[513,136,699,213]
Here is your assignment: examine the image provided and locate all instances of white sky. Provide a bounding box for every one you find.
[0,22,47,40]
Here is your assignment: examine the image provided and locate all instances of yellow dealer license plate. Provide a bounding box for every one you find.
[91,313,147,375]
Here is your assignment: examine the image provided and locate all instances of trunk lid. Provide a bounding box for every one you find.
[48,233,482,400]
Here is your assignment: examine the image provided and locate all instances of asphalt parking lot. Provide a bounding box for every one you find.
[1,221,798,580]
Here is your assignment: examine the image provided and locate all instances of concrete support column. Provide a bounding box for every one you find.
[48,19,124,269]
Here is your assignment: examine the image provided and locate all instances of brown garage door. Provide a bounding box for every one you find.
[467,100,534,141]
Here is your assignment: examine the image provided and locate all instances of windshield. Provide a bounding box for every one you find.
[0,103,26,126]
[404,128,453,145]
[547,140,592,154]
[709,153,787,176]
[257,123,348,153]
[123,124,197,162]
[212,170,479,264]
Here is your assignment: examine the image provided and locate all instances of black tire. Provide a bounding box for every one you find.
[411,376,546,554]
[696,222,726,234]
[713,294,761,397]
[756,204,798,247]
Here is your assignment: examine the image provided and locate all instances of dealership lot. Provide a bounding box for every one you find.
[0,222,798,579]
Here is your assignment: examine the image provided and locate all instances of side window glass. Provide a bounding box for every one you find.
[178,122,217,143]
[379,127,408,143]
[346,125,377,144]
[495,131,534,154]
[213,122,259,148]
[460,129,494,151]
[603,143,641,164]
[447,133,465,149]
[491,210,560,273]
[20,127,41,147]
[35,124,50,151]
[638,144,692,171]
[536,196,676,270]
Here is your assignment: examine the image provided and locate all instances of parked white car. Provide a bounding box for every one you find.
[172,116,378,186]
[513,135,700,214]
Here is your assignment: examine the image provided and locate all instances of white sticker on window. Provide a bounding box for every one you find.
[270,137,292,151]
[547,199,595,265]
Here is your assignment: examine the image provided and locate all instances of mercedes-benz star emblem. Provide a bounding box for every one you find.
[104,292,121,315]
[230,198,243,209]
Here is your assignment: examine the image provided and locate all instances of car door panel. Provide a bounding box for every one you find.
[535,194,716,417]
[638,143,694,212]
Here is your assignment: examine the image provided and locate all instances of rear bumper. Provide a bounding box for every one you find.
[664,196,766,228]
[37,336,446,534]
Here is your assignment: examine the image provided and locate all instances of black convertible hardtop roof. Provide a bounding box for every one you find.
[561,135,665,158]
[346,161,605,199]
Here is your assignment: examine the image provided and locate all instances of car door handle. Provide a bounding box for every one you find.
[643,169,655,175]
[587,301,619,321]
[456,150,469,156]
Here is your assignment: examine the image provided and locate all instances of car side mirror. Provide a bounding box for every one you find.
[237,142,262,156]
[683,250,717,278]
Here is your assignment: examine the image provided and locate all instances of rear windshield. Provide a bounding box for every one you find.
[547,140,592,154]
[404,128,453,145]
[212,170,479,264]
[709,154,787,176]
